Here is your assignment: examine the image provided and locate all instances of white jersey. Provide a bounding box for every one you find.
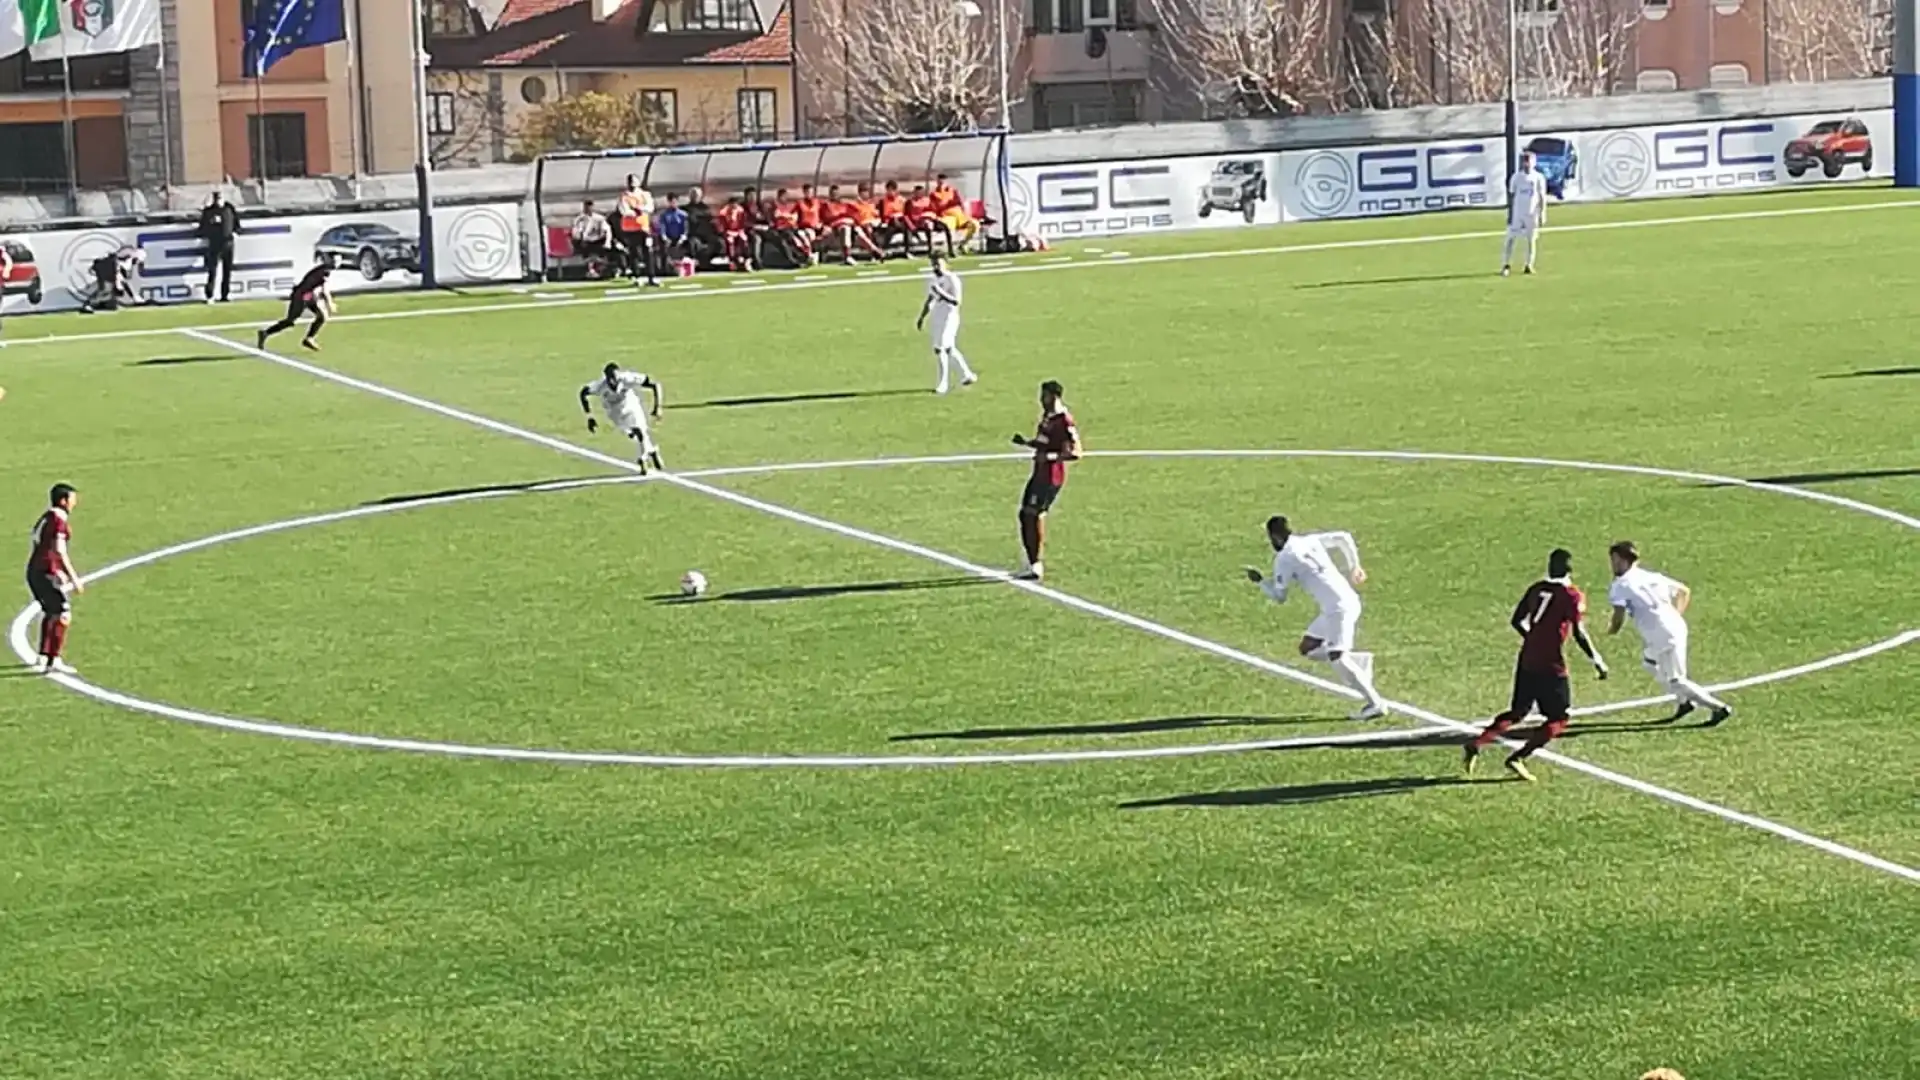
[1608,566,1688,649]
[1265,531,1362,614]
[1508,169,1546,228]
[587,370,651,423]
[926,269,962,313]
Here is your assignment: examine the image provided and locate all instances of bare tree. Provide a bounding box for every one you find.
[1520,0,1639,98]
[429,71,502,168]
[1154,0,1338,115]
[799,0,1020,134]
[1766,0,1889,82]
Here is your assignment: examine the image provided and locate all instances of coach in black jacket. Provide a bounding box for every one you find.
[196,191,241,302]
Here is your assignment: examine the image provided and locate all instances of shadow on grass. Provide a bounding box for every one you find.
[670,388,923,410]
[651,576,990,604]
[1121,775,1489,809]
[1819,366,1920,379]
[363,475,631,506]
[892,714,1330,743]
[1699,466,1920,488]
[1292,271,1488,290]
[128,355,235,367]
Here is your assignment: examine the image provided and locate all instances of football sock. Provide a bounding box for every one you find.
[45,619,67,660]
[1501,234,1516,266]
[1525,233,1539,267]
[1670,677,1728,712]
[262,319,292,338]
[37,619,52,658]
[933,350,950,390]
[1471,713,1518,749]
[950,350,975,381]
[1330,652,1382,706]
[1510,718,1567,761]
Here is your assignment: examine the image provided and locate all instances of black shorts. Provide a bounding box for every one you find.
[1020,477,1062,515]
[284,294,320,321]
[26,569,68,617]
[1508,662,1571,721]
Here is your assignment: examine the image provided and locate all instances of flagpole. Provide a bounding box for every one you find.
[254,72,266,199]
[59,35,77,215]
[344,0,362,193]
[156,8,174,200]
[410,0,436,288]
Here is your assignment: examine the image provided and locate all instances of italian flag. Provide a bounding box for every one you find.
[0,0,61,59]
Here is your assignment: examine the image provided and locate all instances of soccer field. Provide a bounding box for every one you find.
[3,186,1917,1080]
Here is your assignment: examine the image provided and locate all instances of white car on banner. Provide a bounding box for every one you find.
[1007,155,1282,239]
[0,203,525,316]
[1570,109,1891,202]
[1278,140,1503,222]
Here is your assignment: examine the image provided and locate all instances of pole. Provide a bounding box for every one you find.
[410,0,437,287]
[1896,0,1919,185]
[254,74,267,198]
[995,0,1010,129]
[1503,0,1518,189]
[345,0,363,193]
[157,9,175,199]
[353,0,373,172]
[59,41,77,215]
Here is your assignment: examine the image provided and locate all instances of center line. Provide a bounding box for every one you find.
[173,326,1920,885]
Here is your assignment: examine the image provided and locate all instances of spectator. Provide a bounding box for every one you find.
[743,185,772,269]
[655,192,690,266]
[570,198,613,278]
[196,190,241,303]
[614,173,659,287]
[795,183,824,266]
[714,194,750,271]
[878,180,910,256]
[683,186,718,265]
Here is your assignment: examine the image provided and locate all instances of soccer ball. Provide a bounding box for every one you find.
[679,570,708,597]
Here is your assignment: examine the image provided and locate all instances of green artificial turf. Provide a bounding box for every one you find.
[2,186,1915,1080]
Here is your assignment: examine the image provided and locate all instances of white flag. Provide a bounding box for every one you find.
[29,0,161,61]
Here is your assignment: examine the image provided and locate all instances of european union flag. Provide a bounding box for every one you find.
[244,0,347,78]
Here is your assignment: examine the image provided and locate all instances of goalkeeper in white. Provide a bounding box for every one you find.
[1502,150,1547,277]
[1244,515,1389,720]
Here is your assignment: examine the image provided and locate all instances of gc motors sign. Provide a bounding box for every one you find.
[1282,142,1499,221]
[1016,164,1177,237]
[1587,122,1778,197]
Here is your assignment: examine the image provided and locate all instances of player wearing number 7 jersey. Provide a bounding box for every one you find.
[1463,548,1608,782]
[1244,515,1388,720]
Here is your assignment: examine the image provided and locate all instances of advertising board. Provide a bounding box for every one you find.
[1562,109,1891,202]
[1278,140,1503,222]
[0,203,524,317]
[1006,154,1282,239]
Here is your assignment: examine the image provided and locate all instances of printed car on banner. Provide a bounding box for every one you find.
[1278,140,1503,222]
[0,203,524,316]
[1569,109,1890,201]
[1005,155,1282,238]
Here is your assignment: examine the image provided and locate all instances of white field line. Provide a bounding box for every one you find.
[158,327,1920,883]
[0,197,1905,350]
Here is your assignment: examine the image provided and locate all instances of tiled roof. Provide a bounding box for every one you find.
[432,0,791,70]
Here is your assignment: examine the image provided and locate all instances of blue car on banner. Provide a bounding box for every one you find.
[1524,136,1577,198]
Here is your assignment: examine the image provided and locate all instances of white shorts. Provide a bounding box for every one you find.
[929,309,959,351]
[1641,636,1690,684]
[1507,220,1538,236]
[609,409,655,452]
[1306,603,1361,654]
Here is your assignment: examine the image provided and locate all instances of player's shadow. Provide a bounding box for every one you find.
[1699,466,1920,488]
[891,713,1329,743]
[128,355,236,367]
[670,388,924,410]
[1550,716,1720,739]
[1121,775,1487,810]
[1819,366,1920,378]
[362,475,632,506]
[651,576,988,604]
[1292,271,1487,290]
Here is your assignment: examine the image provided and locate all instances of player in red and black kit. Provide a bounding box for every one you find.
[1010,379,1079,581]
[1464,548,1609,781]
[257,256,334,352]
[25,483,82,675]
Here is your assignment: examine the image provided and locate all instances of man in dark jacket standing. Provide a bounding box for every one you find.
[197,191,241,302]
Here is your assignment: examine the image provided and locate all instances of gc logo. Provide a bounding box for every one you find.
[1594,131,1652,197]
[1293,151,1354,218]
[446,209,515,280]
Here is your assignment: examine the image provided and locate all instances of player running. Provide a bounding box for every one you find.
[580,362,665,473]
[1244,516,1388,720]
[1463,548,1609,781]
[1010,379,1078,581]
[25,483,82,675]
[1502,150,1547,277]
[916,252,976,395]
[257,256,334,351]
[1607,540,1733,725]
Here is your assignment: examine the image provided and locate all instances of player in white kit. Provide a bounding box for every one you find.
[916,252,976,395]
[1605,540,1733,725]
[1502,151,1547,276]
[1244,515,1389,720]
[579,362,665,473]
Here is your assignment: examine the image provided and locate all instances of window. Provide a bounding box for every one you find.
[1086,0,1112,25]
[1640,0,1670,18]
[1031,80,1142,130]
[428,91,456,136]
[1032,0,1138,32]
[0,122,68,193]
[1634,68,1678,92]
[1708,62,1749,87]
[521,76,548,104]
[636,89,678,136]
[737,88,777,140]
[10,53,130,91]
[654,0,760,31]
[425,0,477,37]
[247,112,309,178]
[1711,0,1741,12]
